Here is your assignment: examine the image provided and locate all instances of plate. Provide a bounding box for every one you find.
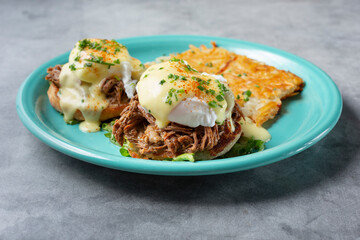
[16,35,342,176]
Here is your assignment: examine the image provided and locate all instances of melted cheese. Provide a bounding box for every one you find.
[136,60,235,128]
[58,39,143,132]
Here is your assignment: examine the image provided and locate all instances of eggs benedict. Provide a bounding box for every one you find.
[45,39,144,132]
[112,58,243,160]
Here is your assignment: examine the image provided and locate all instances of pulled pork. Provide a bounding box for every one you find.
[45,65,62,88]
[113,96,242,159]
[45,65,128,105]
[100,77,129,105]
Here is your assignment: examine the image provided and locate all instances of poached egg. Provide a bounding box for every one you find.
[136,59,235,129]
[58,39,143,132]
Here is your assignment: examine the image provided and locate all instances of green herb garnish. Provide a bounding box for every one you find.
[206,89,216,95]
[69,64,76,71]
[216,95,224,102]
[197,85,205,91]
[208,100,217,108]
[243,90,252,102]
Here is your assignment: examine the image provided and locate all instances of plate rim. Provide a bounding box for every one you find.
[16,35,343,176]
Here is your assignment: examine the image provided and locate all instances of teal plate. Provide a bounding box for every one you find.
[16,35,342,176]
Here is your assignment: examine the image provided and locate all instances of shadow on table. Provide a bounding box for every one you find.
[53,99,358,205]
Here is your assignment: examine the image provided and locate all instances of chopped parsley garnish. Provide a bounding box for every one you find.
[237,74,242,77]
[144,74,148,78]
[244,90,252,96]
[216,95,224,102]
[85,53,115,67]
[77,39,124,54]
[168,74,184,83]
[114,47,120,54]
[114,76,120,81]
[113,59,120,64]
[74,55,80,62]
[208,101,218,108]
[205,62,213,67]
[69,64,76,71]
[81,99,84,103]
[243,73,247,76]
[215,79,229,96]
[197,85,205,91]
[206,89,216,95]
[165,88,184,105]
[236,94,240,100]
[243,90,252,102]
[84,63,92,67]
[78,39,91,50]
[165,88,176,105]
[185,64,198,72]
[170,57,181,62]
[159,67,164,70]
[159,79,166,85]
[195,77,210,86]
[255,84,260,88]
[139,63,145,68]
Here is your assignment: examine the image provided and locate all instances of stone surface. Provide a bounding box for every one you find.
[1,0,359,239]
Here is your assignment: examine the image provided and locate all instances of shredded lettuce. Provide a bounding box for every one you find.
[119,138,130,157]
[172,153,195,162]
[224,137,265,158]
[66,119,80,125]
[102,121,131,157]
[102,120,120,147]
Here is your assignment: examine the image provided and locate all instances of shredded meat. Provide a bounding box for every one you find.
[45,65,62,88]
[113,96,243,159]
[45,65,128,105]
[100,77,129,105]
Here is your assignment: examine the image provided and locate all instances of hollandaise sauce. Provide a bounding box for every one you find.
[58,39,140,132]
[136,58,235,129]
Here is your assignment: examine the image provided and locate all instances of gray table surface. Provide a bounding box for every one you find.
[1,0,359,239]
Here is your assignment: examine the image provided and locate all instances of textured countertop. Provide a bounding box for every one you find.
[1,0,359,239]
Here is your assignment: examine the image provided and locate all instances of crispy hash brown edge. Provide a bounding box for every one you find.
[175,42,304,126]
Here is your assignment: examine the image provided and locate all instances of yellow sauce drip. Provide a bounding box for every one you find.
[240,117,271,142]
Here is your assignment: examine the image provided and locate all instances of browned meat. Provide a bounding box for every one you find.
[45,65,128,105]
[113,96,243,159]
[45,65,62,88]
[100,77,129,105]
